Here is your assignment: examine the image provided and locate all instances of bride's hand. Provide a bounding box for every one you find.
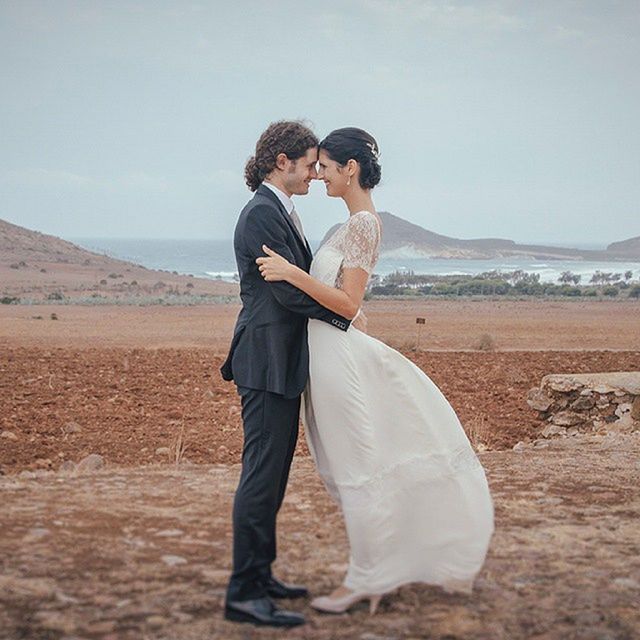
[256,245,295,282]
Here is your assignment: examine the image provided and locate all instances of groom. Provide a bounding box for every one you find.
[220,121,351,627]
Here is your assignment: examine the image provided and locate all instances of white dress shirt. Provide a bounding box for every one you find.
[262,181,306,241]
[262,181,294,215]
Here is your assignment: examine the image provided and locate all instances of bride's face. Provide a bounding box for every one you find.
[318,149,350,198]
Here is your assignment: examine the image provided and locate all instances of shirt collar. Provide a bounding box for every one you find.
[262,181,294,215]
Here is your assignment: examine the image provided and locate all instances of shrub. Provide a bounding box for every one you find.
[627,285,640,298]
[0,296,19,304]
[46,292,64,301]
[473,333,496,351]
[602,286,619,297]
[558,285,582,297]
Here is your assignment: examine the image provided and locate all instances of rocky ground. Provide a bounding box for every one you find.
[2,348,640,474]
[1,433,639,640]
[1,301,639,639]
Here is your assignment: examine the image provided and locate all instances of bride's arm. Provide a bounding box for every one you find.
[257,244,367,320]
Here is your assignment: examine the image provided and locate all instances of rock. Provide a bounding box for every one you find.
[161,554,187,567]
[512,441,529,452]
[200,568,229,583]
[551,411,585,427]
[58,460,76,475]
[542,424,567,438]
[632,397,640,421]
[82,620,117,634]
[610,414,637,433]
[571,396,595,411]
[34,458,52,468]
[62,421,82,434]
[75,454,105,474]
[542,375,583,393]
[22,527,50,542]
[567,427,580,436]
[0,575,57,599]
[533,439,550,449]
[527,388,554,412]
[0,430,18,441]
[155,529,184,537]
[155,447,171,456]
[18,470,36,479]
[615,403,632,418]
[579,389,593,396]
[593,384,616,394]
[612,577,640,589]
[146,615,170,628]
[33,610,77,634]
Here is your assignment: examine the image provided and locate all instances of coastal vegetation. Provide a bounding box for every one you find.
[369,269,640,299]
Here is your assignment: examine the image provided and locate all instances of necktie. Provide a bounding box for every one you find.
[289,207,306,242]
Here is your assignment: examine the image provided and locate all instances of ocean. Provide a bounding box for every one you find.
[71,237,640,285]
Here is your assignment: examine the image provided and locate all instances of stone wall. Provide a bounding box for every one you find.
[527,372,640,438]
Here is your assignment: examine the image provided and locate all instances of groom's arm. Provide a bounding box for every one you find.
[243,205,351,331]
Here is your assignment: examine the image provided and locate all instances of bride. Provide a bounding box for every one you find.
[256,127,494,614]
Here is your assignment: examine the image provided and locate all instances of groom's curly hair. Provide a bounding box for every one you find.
[245,120,318,191]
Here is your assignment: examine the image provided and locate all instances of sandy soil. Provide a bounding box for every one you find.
[1,434,639,639]
[1,299,639,351]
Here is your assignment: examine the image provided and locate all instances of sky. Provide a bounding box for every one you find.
[1,1,639,246]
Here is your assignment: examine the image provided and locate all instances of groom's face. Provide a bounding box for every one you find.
[283,146,318,196]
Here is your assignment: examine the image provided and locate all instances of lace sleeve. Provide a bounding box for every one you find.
[342,212,381,274]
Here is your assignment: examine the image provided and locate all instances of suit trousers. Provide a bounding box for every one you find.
[226,386,301,602]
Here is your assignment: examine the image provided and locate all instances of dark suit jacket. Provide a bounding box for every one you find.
[220,184,350,398]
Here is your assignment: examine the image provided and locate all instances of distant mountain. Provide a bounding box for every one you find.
[320,212,640,261]
[607,235,640,256]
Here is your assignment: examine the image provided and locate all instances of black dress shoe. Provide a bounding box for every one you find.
[266,576,309,599]
[224,596,305,627]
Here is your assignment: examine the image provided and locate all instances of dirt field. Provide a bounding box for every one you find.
[1,299,639,351]
[1,300,639,639]
[1,434,639,640]
[1,346,640,475]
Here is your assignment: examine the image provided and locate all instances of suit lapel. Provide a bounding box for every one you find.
[256,185,312,262]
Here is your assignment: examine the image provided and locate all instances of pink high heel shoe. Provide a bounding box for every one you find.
[310,588,384,615]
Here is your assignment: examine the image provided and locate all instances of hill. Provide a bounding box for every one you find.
[320,212,640,261]
[0,218,236,302]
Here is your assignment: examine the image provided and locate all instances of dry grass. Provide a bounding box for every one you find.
[171,420,189,465]
[473,333,497,351]
[465,415,495,451]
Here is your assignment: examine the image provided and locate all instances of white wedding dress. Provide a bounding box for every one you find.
[302,211,494,595]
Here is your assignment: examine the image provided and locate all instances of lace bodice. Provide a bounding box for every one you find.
[311,211,381,289]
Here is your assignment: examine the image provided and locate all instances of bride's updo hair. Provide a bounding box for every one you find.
[319,127,381,189]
